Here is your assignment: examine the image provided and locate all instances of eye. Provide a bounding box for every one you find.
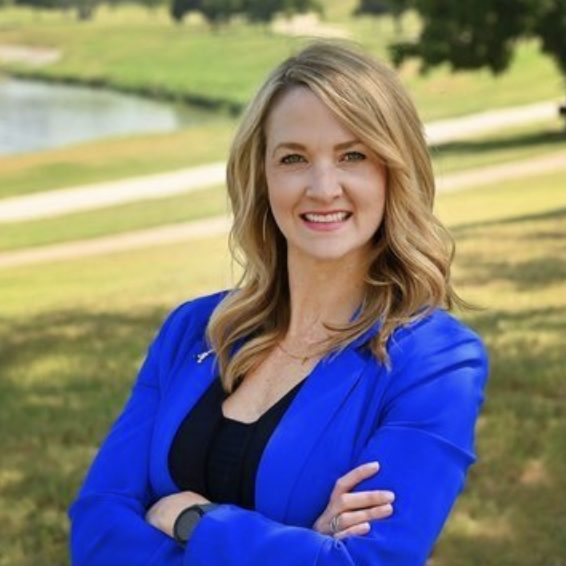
[280,154,306,165]
[342,151,366,162]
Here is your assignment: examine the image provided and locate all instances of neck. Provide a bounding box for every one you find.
[285,247,368,343]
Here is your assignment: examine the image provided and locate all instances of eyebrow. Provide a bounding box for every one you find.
[271,139,362,157]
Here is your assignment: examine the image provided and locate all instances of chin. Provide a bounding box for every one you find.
[298,246,358,264]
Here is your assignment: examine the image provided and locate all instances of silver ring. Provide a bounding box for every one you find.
[330,514,341,534]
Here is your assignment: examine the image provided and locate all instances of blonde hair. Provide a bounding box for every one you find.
[206,39,463,393]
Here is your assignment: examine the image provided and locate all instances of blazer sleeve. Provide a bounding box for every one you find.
[68,301,198,566]
[181,314,489,566]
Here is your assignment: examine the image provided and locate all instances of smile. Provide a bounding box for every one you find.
[300,211,352,223]
[299,211,352,232]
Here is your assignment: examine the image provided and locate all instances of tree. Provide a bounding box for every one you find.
[387,0,566,122]
[170,0,200,22]
[170,0,321,25]
[170,0,244,25]
[353,0,411,33]
[387,0,566,81]
[531,0,566,77]
[243,0,322,23]
[14,0,98,19]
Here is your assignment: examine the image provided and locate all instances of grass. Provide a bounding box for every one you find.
[0,2,564,562]
[0,168,564,564]
[431,120,566,175]
[0,119,564,253]
[0,120,237,199]
[0,184,228,252]
[0,5,563,122]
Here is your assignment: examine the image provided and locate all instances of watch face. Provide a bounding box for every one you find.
[176,508,202,543]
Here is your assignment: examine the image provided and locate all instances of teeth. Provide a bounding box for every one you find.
[303,212,350,223]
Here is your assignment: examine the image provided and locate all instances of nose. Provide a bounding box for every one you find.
[305,161,343,202]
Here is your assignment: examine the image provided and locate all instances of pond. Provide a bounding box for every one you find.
[0,76,220,156]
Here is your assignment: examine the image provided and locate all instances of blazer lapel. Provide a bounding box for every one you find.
[152,342,218,494]
[255,345,372,523]
[152,309,383,516]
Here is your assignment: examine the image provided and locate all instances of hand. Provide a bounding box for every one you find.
[145,491,211,538]
[312,462,395,539]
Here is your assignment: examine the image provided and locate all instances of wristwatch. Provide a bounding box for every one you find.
[173,503,221,547]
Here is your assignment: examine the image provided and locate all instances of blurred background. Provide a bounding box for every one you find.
[0,0,564,564]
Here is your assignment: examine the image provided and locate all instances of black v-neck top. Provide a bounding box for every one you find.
[168,376,306,510]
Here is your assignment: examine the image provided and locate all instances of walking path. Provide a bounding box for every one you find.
[0,216,232,269]
[0,99,560,223]
[424,100,559,145]
[0,44,61,66]
[0,162,227,223]
[1,149,565,270]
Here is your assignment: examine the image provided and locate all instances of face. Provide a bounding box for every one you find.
[264,87,387,267]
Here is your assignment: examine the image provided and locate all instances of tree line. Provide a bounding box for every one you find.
[5,0,565,112]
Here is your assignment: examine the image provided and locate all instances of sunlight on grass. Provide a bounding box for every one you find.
[445,510,513,540]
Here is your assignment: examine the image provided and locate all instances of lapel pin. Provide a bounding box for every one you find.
[194,349,215,364]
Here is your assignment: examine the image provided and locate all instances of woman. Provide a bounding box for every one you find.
[69,40,489,565]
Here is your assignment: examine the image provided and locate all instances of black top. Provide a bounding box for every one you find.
[169,376,306,510]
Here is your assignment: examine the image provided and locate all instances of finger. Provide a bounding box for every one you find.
[333,522,371,540]
[328,503,393,536]
[341,503,394,526]
[341,489,395,508]
[332,462,380,496]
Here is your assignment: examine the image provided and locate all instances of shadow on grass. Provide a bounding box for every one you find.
[430,305,566,565]
[1,301,564,565]
[456,255,566,291]
[0,305,172,564]
[431,128,566,159]
[452,207,566,235]
[452,208,566,292]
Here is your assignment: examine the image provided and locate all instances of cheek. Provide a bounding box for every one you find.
[266,170,301,216]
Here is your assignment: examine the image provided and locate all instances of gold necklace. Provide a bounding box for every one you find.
[277,341,318,365]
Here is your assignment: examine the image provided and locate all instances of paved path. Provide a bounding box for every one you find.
[0,44,61,66]
[1,150,565,270]
[424,100,559,145]
[0,216,232,269]
[0,100,561,223]
[0,162,227,223]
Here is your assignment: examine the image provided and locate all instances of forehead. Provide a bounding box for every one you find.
[264,86,354,145]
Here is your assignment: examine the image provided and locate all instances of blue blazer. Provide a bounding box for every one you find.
[68,289,489,565]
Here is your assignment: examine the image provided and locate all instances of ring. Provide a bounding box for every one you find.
[330,514,341,534]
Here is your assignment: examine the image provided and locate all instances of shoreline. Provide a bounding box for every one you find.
[0,68,244,117]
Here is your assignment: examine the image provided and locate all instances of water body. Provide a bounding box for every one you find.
[0,76,219,155]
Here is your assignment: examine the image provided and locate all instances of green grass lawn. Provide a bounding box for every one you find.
[0,184,228,252]
[0,120,237,199]
[0,169,564,564]
[431,120,566,175]
[0,4,563,121]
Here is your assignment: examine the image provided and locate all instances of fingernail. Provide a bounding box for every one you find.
[384,491,395,502]
[367,461,379,469]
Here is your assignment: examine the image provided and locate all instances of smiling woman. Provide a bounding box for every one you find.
[265,87,387,264]
[68,40,489,566]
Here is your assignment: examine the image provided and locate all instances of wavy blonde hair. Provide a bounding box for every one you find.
[206,39,463,393]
